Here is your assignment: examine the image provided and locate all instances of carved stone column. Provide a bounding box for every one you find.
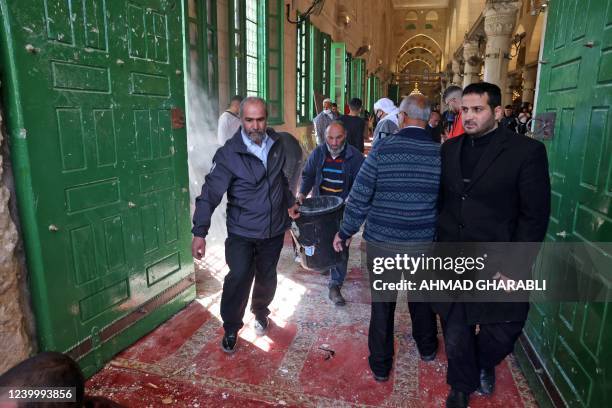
[521,65,537,104]
[463,40,482,88]
[452,58,462,85]
[483,1,521,91]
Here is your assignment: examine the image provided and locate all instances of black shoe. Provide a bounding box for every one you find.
[373,373,389,382]
[419,348,437,362]
[221,332,237,353]
[254,316,269,336]
[477,367,495,395]
[328,286,346,306]
[445,389,469,408]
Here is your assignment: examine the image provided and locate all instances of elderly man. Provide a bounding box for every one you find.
[298,121,364,305]
[371,97,399,146]
[443,85,464,139]
[333,95,441,382]
[192,97,300,353]
[313,98,335,145]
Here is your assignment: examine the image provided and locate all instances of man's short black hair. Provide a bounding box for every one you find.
[331,102,338,108]
[348,98,363,110]
[230,95,243,104]
[462,82,502,111]
[504,104,513,109]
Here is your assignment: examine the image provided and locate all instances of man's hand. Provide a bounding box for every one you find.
[333,232,351,252]
[192,236,206,260]
[296,193,306,204]
[288,203,300,219]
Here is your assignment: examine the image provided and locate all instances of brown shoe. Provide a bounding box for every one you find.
[328,286,346,306]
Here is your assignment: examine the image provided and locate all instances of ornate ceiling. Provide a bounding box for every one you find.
[391,0,449,8]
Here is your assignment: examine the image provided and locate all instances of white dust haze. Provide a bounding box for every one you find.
[186,78,228,248]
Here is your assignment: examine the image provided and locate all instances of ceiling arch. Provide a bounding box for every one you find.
[400,58,436,72]
[397,46,437,63]
[398,34,443,54]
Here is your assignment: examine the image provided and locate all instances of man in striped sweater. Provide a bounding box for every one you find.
[333,95,441,382]
[298,121,364,305]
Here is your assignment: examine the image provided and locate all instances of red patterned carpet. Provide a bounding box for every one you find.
[87,233,538,407]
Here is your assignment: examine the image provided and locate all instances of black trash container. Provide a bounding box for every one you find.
[291,196,347,271]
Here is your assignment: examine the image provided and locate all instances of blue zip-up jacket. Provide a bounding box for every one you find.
[299,143,365,199]
[192,128,295,239]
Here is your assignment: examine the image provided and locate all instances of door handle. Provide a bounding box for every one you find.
[556,231,568,238]
[128,201,137,208]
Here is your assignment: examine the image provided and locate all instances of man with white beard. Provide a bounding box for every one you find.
[297,121,364,305]
[192,97,300,354]
[313,98,335,145]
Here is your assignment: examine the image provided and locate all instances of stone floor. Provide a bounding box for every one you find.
[86,232,538,407]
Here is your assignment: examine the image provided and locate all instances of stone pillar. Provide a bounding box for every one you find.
[451,58,462,86]
[483,1,521,91]
[521,66,537,104]
[462,40,481,88]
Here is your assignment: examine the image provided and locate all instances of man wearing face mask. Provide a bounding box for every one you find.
[371,97,400,146]
[298,121,364,304]
[313,98,335,145]
[192,97,300,354]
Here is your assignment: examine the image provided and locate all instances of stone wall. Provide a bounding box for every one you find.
[0,98,35,375]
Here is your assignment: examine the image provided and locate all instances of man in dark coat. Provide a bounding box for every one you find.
[192,97,300,354]
[435,83,551,408]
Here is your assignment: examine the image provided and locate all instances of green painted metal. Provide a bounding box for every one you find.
[330,42,346,111]
[0,0,194,375]
[350,58,366,102]
[387,84,399,106]
[524,0,612,406]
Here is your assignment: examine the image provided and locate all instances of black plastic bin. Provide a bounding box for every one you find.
[291,196,347,271]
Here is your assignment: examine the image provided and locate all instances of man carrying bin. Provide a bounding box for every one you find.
[297,121,364,305]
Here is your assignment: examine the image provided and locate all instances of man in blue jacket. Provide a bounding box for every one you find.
[297,121,364,305]
[192,97,300,354]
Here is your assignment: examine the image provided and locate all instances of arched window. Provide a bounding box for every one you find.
[405,11,418,21]
[425,11,437,29]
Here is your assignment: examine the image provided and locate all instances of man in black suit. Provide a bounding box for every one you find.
[435,82,551,408]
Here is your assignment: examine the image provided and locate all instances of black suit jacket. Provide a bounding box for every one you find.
[434,126,551,324]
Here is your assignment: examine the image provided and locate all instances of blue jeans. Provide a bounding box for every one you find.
[328,248,349,288]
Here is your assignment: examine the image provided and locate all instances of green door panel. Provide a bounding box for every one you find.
[524,0,612,406]
[0,0,194,376]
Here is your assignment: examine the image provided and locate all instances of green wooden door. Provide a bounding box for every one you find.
[524,0,612,405]
[0,0,194,376]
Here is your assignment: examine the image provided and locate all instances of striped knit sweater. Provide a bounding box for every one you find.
[338,127,441,242]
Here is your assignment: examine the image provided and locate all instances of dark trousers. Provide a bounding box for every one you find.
[220,233,284,334]
[368,301,438,376]
[441,303,525,393]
